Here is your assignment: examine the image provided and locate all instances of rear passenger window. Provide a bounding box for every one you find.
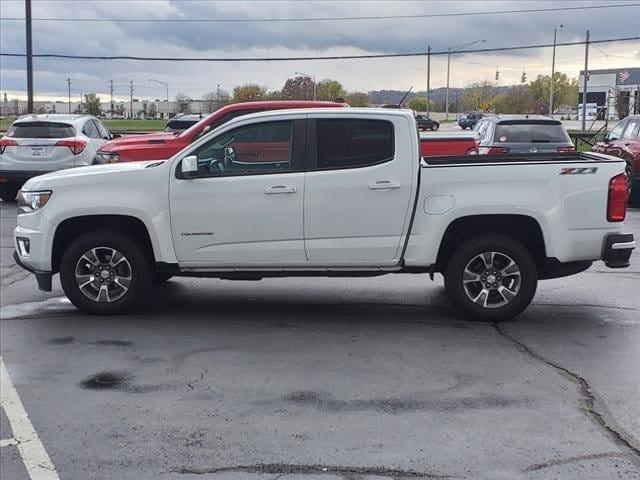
[623,121,639,139]
[82,121,99,139]
[317,119,394,169]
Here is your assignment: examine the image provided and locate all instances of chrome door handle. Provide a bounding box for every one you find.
[369,180,401,190]
[264,185,297,194]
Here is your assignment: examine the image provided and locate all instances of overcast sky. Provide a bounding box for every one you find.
[1,0,639,102]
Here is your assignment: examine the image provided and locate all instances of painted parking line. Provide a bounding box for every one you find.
[0,357,60,480]
[0,437,19,447]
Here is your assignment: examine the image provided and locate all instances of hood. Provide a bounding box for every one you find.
[100,132,178,150]
[22,160,167,191]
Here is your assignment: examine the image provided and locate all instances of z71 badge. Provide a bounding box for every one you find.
[559,167,598,175]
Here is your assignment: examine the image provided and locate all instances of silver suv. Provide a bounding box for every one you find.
[0,114,115,201]
[474,115,575,155]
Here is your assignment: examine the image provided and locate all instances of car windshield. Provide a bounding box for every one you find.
[164,119,199,132]
[7,122,75,138]
[494,121,570,143]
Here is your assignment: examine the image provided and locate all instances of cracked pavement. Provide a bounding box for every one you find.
[1,201,639,479]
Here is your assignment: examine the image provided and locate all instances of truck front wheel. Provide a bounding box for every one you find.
[444,235,538,322]
[60,230,152,315]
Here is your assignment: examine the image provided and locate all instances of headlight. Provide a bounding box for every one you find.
[95,151,120,164]
[17,190,52,214]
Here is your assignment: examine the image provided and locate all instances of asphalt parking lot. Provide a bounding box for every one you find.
[1,200,639,480]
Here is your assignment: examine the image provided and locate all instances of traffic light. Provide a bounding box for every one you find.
[521,71,527,83]
[495,69,500,81]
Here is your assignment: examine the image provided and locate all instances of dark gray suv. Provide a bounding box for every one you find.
[474,115,575,155]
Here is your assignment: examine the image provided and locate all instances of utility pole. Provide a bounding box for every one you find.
[129,81,134,119]
[549,25,563,117]
[67,78,71,114]
[581,30,590,131]
[426,45,431,115]
[445,47,451,120]
[109,80,114,118]
[25,0,34,113]
[217,83,221,109]
[79,91,83,113]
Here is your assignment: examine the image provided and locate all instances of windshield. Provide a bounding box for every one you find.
[164,119,199,132]
[494,122,570,143]
[7,122,75,138]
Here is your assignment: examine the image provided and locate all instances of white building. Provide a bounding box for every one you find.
[578,67,640,120]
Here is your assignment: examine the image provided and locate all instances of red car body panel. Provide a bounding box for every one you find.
[100,101,346,162]
[419,132,479,157]
[593,115,640,174]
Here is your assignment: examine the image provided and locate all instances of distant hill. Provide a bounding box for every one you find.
[368,86,512,107]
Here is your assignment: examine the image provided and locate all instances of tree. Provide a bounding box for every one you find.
[345,92,370,107]
[203,92,217,113]
[316,79,346,101]
[175,93,191,114]
[84,93,101,116]
[490,85,534,114]
[232,84,267,103]
[147,102,158,119]
[407,97,433,112]
[529,73,578,114]
[461,81,496,112]
[281,76,314,100]
[265,90,283,100]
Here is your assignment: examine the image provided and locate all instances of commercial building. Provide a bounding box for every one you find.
[578,67,640,120]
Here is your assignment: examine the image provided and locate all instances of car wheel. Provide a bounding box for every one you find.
[444,234,538,322]
[432,123,440,131]
[0,184,19,202]
[60,230,152,315]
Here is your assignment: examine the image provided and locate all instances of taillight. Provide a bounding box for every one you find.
[478,146,510,155]
[556,146,576,153]
[607,174,628,222]
[0,138,18,154]
[55,138,87,155]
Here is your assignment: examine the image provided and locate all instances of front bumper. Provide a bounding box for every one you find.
[602,233,635,268]
[13,251,52,291]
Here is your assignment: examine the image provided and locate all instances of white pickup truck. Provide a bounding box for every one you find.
[13,109,635,321]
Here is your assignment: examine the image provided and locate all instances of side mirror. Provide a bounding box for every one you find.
[110,133,122,139]
[181,155,198,176]
[224,146,235,163]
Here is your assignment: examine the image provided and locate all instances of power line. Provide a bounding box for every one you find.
[1,37,638,62]
[1,3,638,23]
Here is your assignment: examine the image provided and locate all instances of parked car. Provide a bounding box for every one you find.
[473,115,575,155]
[415,114,440,131]
[14,109,634,322]
[458,112,483,129]
[0,114,116,201]
[94,101,347,164]
[163,114,203,133]
[593,115,640,204]
[420,131,478,156]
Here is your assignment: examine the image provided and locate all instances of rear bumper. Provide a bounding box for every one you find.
[602,233,635,268]
[0,170,51,184]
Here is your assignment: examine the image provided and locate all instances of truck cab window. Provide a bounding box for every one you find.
[191,121,293,177]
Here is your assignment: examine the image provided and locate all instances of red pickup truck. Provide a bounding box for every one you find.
[593,115,640,204]
[94,101,478,164]
[94,101,347,164]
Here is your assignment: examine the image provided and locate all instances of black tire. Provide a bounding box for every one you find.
[60,230,152,315]
[432,123,439,131]
[0,184,19,202]
[444,234,538,322]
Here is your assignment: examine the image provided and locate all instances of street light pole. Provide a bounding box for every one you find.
[148,79,169,103]
[581,29,590,132]
[549,24,563,117]
[25,0,34,113]
[445,39,486,121]
[426,45,431,115]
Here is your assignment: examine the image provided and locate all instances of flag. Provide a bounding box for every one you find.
[619,70,631,83]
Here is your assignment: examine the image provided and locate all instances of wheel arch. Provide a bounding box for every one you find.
[435,214,547,272]
[52,215,156,274]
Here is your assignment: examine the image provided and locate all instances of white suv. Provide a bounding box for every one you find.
[0,114,115,201]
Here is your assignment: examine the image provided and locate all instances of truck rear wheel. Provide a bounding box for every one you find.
[444,234,538,322]
[60,230,152,315]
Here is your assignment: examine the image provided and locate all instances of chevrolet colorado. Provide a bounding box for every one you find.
[13,109,635,321]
